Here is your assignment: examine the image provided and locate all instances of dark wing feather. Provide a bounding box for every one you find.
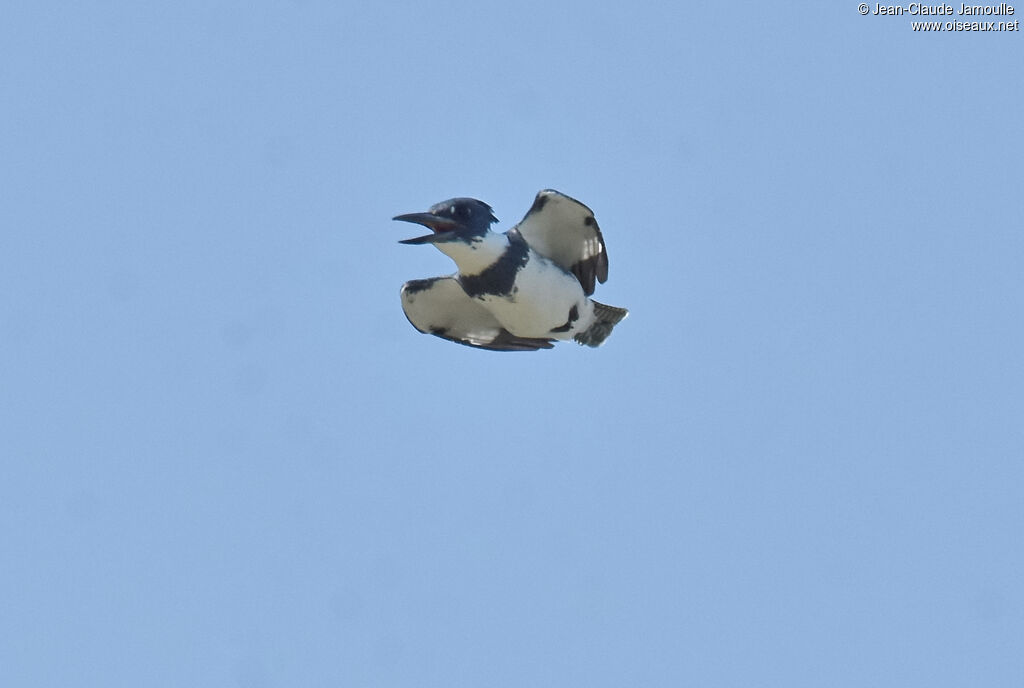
[511,189,609,296]
[400,277,554,351]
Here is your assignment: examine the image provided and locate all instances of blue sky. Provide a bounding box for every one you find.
[1,2,1021,686]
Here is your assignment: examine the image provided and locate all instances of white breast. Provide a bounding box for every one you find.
[481,251,593,338]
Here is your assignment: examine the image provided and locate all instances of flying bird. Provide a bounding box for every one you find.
[393,189,628,351]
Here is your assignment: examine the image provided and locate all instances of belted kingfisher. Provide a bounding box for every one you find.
[393,189,628,351]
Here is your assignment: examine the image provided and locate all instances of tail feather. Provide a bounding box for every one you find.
[575,300,628,347]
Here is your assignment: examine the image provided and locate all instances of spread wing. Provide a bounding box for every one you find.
[400,277,555,351]
[511,189,609,296]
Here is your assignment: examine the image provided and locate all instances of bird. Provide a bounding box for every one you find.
[393,189,628,351]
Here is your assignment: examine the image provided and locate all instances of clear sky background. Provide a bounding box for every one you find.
[2,2,1021,686]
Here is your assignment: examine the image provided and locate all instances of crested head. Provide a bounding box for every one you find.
[426,198,498,235]
[394,197,498,245]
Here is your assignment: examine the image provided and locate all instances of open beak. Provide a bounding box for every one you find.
[393,212,459,245]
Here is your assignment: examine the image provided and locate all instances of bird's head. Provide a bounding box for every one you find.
[393,197,498,245]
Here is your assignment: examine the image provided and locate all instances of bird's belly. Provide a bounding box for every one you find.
[478,259,587,338]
